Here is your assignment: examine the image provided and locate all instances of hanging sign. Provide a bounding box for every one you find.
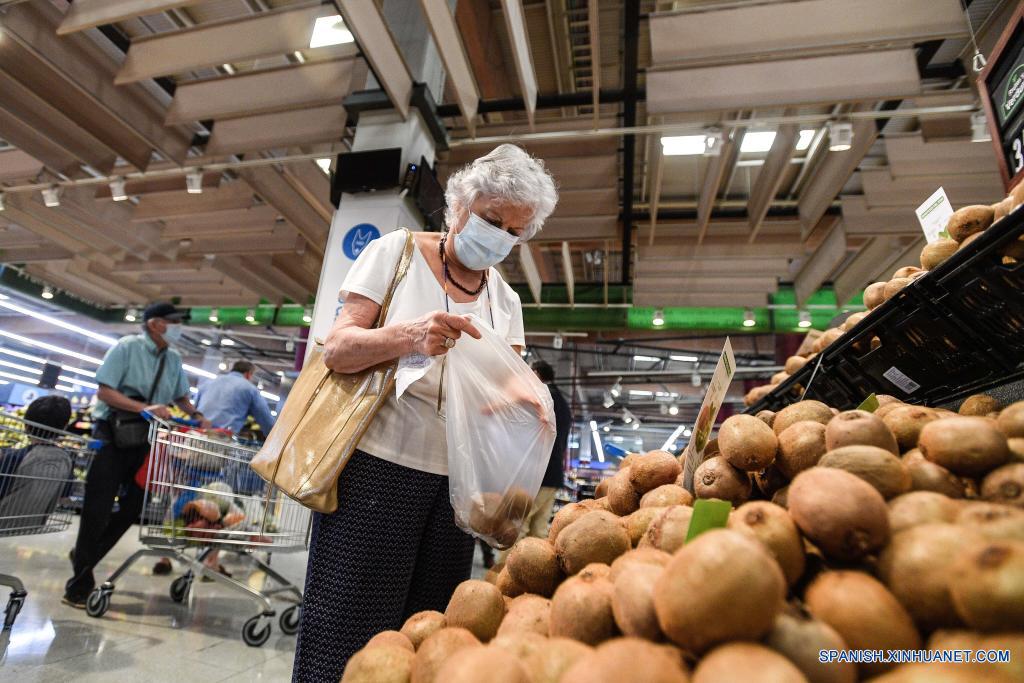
[680,338,736,492]
[978,4,1024,191]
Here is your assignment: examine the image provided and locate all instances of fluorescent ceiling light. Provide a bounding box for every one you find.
[629,390,654,397]
[315,158,332,174]
[670,354,698,363]
[740,131,776,154]
[0,369,40,384]
[795,129,816,151]
[0,299,117,346]
[183,364,216,380]
[261,390,280,402]
[59,375,98,389]
[201,338,212,346]
[0,330,103,365]
[0,346,95,377]
[309,15,354,48]
[220,338,235,346]
[0,358,41,375]
[633,355,661,363]
[589,420,604,462]
[56,384,76,392]
[661,135,707,156]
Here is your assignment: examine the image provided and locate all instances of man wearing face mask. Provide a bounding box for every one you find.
[63,301,206,608]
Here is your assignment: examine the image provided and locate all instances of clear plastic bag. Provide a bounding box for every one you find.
[445,314,556,548]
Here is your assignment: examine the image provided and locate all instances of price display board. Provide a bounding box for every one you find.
[979,3,1024,191]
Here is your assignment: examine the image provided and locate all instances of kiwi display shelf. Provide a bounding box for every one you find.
[746,204,1024,414]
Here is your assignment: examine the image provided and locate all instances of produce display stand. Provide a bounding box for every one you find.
[747,204,1024,413]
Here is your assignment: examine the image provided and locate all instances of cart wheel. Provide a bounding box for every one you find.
[279,604,301,635]
[3,593,25,630]
[242,615,272,647]
[169,575,191,604]
[85,589,110,618]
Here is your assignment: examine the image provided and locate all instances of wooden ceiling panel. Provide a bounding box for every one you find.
[204,106,347,156]
[131,185,256,222]
[0,149,43,183]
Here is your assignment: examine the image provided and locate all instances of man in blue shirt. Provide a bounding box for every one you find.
[196,360,276,436]
[64,302,208,607]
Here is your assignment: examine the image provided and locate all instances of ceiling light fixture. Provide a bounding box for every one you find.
[740,131,777,154]
[285,337,295,353]
[622,409,633,424]
[971,111,991,143]
[0,192,6,211]
[661,134,708,156]
[0,358,41,375]
[218,361,228,371]
[42,185,61,207]
[245,308,256,323]
[0,369,43,385]
[633,355,661,363]
[58,375,98,389]
[652,308,665,327]
[184,363,216,379]
[684,428,692,437]
[0,298,117,346]
[0,330,104,365]
[798,310,812,328]
[220,338,235,346]
[602,391,615,409]
[302,307,313,324]
[704,128,724,156]
[110,177,128,201]
[124,307,138,322]
[691,372,701,387]
[0,347,95,377]
[602,424,610,432]
[309,15,354,48]
[610,379,622,398]
[795,129,817,151]
[40,285,54,300]
[670,354,698,363]
[629,390,654,397]
[743,309,756,327]
[631,420,641,431]
[208,308,219,323]
[668,404,679,416]
[589,420,605,463]
[261,390,280,402]
[185,169,204,194]
[827,120,854,152]
[200,338,212,346]
[315,158,332,175]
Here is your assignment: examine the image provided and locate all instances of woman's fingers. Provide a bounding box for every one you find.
[443,313,482,340]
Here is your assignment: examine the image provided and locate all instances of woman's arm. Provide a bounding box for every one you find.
[323,293,483,373]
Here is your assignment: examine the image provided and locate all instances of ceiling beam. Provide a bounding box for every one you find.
[561,241,575,307]
[272,252,322,294]
[696,129,745,245]
[165,58,355,124]
[636,257,793,275]
[832,236,901,306]
[210,255,286,304]
[0,149,43,183]
[748,120,799,242]
[0,245,74,263]
[160,207,281,239]
[500,0,539,127]
[519,244,543,304]
[340,0,412,118]
[632,292,772,308]
[110,257,205,275]
[639,242,803,260]
[116,3,340,84]
[634,276,780,294]
[793,219,847,307]
[420,0,479,135]
[132,185,256,222]
[238,166,329,256]
[588,0,601,126]
[455,0,514,100]
[280,162,334,224]
[205,106,348,157]
[0,109,81,177]
[178,225,302,258]
[58,0,204,35]
[647,142,664,246]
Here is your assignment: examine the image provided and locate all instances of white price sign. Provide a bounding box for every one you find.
[915,187,954,245]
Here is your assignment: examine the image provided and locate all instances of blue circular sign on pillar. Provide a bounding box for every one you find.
[342,223,381,260]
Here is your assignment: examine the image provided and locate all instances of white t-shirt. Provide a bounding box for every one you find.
[340,230,525,476]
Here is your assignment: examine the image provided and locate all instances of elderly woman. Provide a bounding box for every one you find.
[292,144,557,681]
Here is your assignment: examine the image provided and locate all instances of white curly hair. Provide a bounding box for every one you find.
[444,144,558,241]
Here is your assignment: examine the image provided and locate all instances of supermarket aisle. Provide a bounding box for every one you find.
[0,519,305,682]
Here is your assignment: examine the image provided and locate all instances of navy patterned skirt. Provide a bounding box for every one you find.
[292,449,474,682]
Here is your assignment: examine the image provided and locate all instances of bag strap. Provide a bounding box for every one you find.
[146,351,168,404]
[373,228,415,329]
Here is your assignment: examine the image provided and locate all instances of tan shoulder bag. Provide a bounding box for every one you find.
[249,228,416,513]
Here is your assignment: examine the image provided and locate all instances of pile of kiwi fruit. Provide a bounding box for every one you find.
[341,395,1024,683]
[747,190,1024,409]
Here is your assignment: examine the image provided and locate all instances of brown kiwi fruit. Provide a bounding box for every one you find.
[505,537,562,597]
[694,456,752,504]
[888,491,963,533]
[921,239,958,270]
[619,453,641,471]
[366,630,415,652]
[820,327,844,348]
[875,401,908,420]
[718,414,779,471]
[653,529,786,654]
[489,632,547,660]
[608,548,672,582]
[343,645,415,683]
[693,643,806,683]
[520,637,592,683]
[927,631,1024,682]
[960,394,1000,416]
[878,523,984,631]
[755,409,777,427]
[773,400,834,436]
[776,420,828,479]
[1009,438,1024,463]
[825,410,899,454]
[883,405,940,452]
[805,571,921,676]
[434,645,530,683]
[639,484,692,508]
[548,564,617,645]
[818,445,912,499]
[787,467,890,562]
[727,501,805,586]
[947,205,994,242]
[548,502,588,542]
[444,580,506,642]
[864,282,888,309]
[754,464,789,499]
[401,611,447,650]
[980,463,1024,508]
[772,485,790,508]
[919,417,1010,476]
[610,563,664,640]
[998,401,1024,438]
[842,311,868,331]
[629,451,683,495]
[411,627,482,683]
[907,458,966,498]
[949,540,1024,631]
[496,595,551,638]
[956,502,1024,542]
[554,510,631,575]
[764,605,856,683]
[771,371,790,385]
[892,266,923,279]
[883,277,913,301]
[606,467,641,516]
[624,506,664,546]
[560,637,689,683]
[641,505,695,554]
[785,356,808,374]
[594,478,611,498]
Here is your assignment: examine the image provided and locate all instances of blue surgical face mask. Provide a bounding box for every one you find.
[452,213,520,270]
[161,324,184,346]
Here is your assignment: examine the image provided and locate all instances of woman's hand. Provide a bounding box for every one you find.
[406,312,482,357]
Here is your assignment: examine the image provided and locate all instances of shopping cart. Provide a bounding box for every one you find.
[0,410,95,630]
[85,415,311,646]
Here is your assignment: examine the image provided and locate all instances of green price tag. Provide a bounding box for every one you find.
[857,393,880,413]
[685,499,733,543]
[938,230,951,239]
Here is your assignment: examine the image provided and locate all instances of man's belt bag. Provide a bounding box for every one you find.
[249,229,414,514]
